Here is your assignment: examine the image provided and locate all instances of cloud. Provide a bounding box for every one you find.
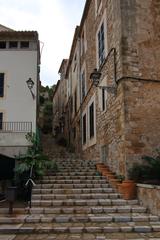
[0,0,86,86]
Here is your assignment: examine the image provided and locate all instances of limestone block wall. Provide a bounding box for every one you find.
[121,0,160,79]
[123,79,160,172]
[137,184,160,215]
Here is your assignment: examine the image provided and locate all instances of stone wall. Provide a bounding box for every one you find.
[121,0,160,79]
[123,79,160,172]
[94,0,125,174]
[137,184,160,215]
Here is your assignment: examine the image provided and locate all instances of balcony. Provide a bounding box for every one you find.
[0,122,32,133]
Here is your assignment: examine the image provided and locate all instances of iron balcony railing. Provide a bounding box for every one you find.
[0,122,32,133]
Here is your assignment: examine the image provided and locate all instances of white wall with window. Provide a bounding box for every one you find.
[0,33,39,157]
[96,9,108,68]
[82,94,96,149]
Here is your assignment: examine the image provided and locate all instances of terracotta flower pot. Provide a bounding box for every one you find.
[97,165,109,171]
[117,183,123,194]
[106,174,116,180]
[96,163,105,167]
[101,169,111,175]
[120,180,137,200]
[110,179,121,189]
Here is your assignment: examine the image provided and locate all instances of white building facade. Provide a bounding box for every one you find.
[0,28,40,157]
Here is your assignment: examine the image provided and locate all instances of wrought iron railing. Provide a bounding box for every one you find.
[0,122,32,133]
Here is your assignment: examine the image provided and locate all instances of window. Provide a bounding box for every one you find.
[98,22,105,66]
[102,88,105,111]
[70,96,73,113]
[81,31,85,55]
[73,54,77,72]
[95,0,102,16]
[9,41,18,48]
[82,114,87,144]
[89,102,95,138]
[0,113,3,130]
[100,145,108,164]
[0,42,6,49]
[0,73,4,97]
[97,0,101,9]
[82,96,96,148]
[98,76,107,111]
[20,41,29,48]
[74,89,77,114]
[81,70,86,100]
[73,127,76,139]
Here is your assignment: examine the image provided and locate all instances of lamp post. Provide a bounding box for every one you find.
[26,78,35,99]
[90,68,117,94]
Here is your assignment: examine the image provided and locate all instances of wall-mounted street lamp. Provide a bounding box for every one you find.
[90,68,117,94]
[26,78,35,99]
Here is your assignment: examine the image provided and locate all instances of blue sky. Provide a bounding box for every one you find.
[0,0,86,86]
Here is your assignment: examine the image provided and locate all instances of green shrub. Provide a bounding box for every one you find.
[128,152,160,182]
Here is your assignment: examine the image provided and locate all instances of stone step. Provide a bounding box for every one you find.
[56,164,96,167]
[30,205,147,215]
[4,233,160,240]
[0,213,159,224]
[34,183,110,189]
[54,162,96,166]
[42,176,106,180]
[36,179,108,184]
[0,222,160,234]
[50,166,97,169]
[0,208,27,215]
[31,199,139,207]
[32,188,114,195]
[45,172,99,176]
[31,193,121,200]
[0,205,147,216]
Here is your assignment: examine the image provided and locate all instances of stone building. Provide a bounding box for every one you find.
[53,59,68,139]
[53,0,160,177]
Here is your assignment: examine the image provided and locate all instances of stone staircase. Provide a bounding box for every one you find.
[0,158,160,239]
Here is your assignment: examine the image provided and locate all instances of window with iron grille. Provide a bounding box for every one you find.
[89,102,94,138]
[98,22,105,66]
[0,73,4,97]
[82,114,87,144]
[0,113,3,130]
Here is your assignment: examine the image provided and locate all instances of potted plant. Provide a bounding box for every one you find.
[14,132,58,201]
[119,179,137,200]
